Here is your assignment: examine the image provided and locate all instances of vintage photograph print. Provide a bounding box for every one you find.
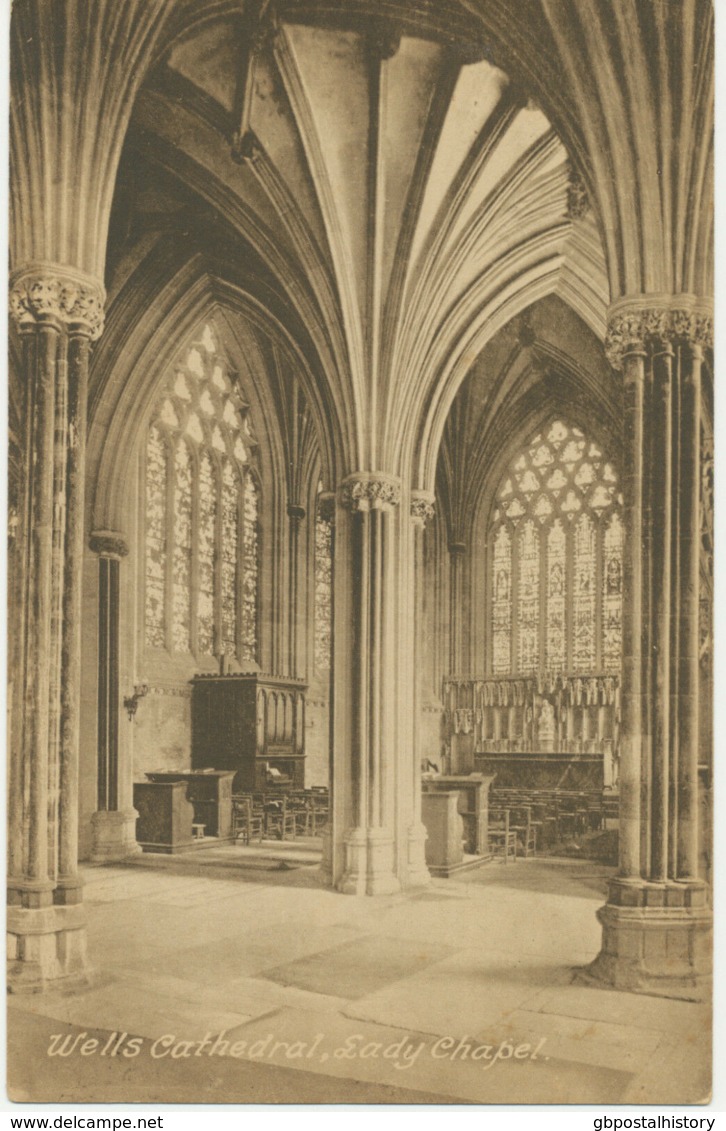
[7,0,713,1106]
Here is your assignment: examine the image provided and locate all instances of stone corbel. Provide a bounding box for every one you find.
[410,490,435,528]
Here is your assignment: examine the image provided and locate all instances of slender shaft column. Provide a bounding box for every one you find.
[649,338,673,882]
[8,265,104,990]
[88,532,141,861]
[676,343,703,879]
[287,503,305,677]
[617,349,645,879]
[587,297,712,1001]
[55,331,88,901]
[448,541,466,675]
[408,492,437,886]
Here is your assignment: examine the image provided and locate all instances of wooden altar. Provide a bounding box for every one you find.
[143,770,236,839]
[133,780,194,854]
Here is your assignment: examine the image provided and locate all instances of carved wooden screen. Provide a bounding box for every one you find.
[489,419,623,678]
[143,323,259,664]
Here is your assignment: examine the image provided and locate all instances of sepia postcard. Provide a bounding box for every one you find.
[6,0,714,1107]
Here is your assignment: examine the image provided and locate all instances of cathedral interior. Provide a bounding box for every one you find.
[7,0,713,1106]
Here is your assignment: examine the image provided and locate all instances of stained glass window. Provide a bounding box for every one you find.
[143,322,259,662]
[572,513,596,668]
[144,427,167,649]
[172,440,193,652]
[221,461,238,656]
[488,419,622,676]
[517,521,540,674]
[491,526,512,674]
[546,519,566,673]
[197,453,216,655]
[314,485,333,672]
[241,473,259,665]
[602,513,623,671]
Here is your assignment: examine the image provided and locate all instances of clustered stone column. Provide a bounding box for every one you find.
[89,531,140,862]
[8,264,104,990]
[588,295,712,999]
[335,474,403,894]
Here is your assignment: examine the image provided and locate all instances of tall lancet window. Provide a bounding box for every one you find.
[143,322,259,664]
[489,419,622,676]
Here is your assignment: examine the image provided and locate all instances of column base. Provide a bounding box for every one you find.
[406,821,432,888]
[337,827,401,895]
[90,809,141,862]
[8,903,92,994]
[582,878,712,1001]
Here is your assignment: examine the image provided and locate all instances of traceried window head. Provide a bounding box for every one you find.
[489,419,622,677]
[143,322,259,664]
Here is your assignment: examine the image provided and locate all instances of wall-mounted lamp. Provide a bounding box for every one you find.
[124,683,149,721]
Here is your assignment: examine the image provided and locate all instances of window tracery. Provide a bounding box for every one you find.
[489,419,622,676]
[143,323,259,662]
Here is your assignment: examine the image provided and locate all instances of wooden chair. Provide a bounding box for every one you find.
[264,795,297,841]
[287,791,314,837]
[510,804,537,858]
[488,808,517,864]
[232,796,264,844]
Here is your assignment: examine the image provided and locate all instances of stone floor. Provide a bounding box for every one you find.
[8,846,712,1105]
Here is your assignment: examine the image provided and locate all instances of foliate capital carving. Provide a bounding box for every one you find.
[340,473,401,512]
[565,161,589,221]
[410,492,436,527]
[605,295,713,370]
[317,493,336,525]
[90,530,129,558]
[9,264,106,340]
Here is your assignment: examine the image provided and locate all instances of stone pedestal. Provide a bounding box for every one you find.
[423,773,495,856]
[90,809,141,862]
[422,791,463,874]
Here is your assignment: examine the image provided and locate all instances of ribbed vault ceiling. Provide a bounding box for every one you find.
[121,7,609,477]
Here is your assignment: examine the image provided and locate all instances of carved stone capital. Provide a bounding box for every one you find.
[9,263,105,340]
[605,295,713,370]
[317,493,336,525]
[287,503,306,523]
[90,530,129,558]
[410,492,436,527]
[340,473,401,512]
